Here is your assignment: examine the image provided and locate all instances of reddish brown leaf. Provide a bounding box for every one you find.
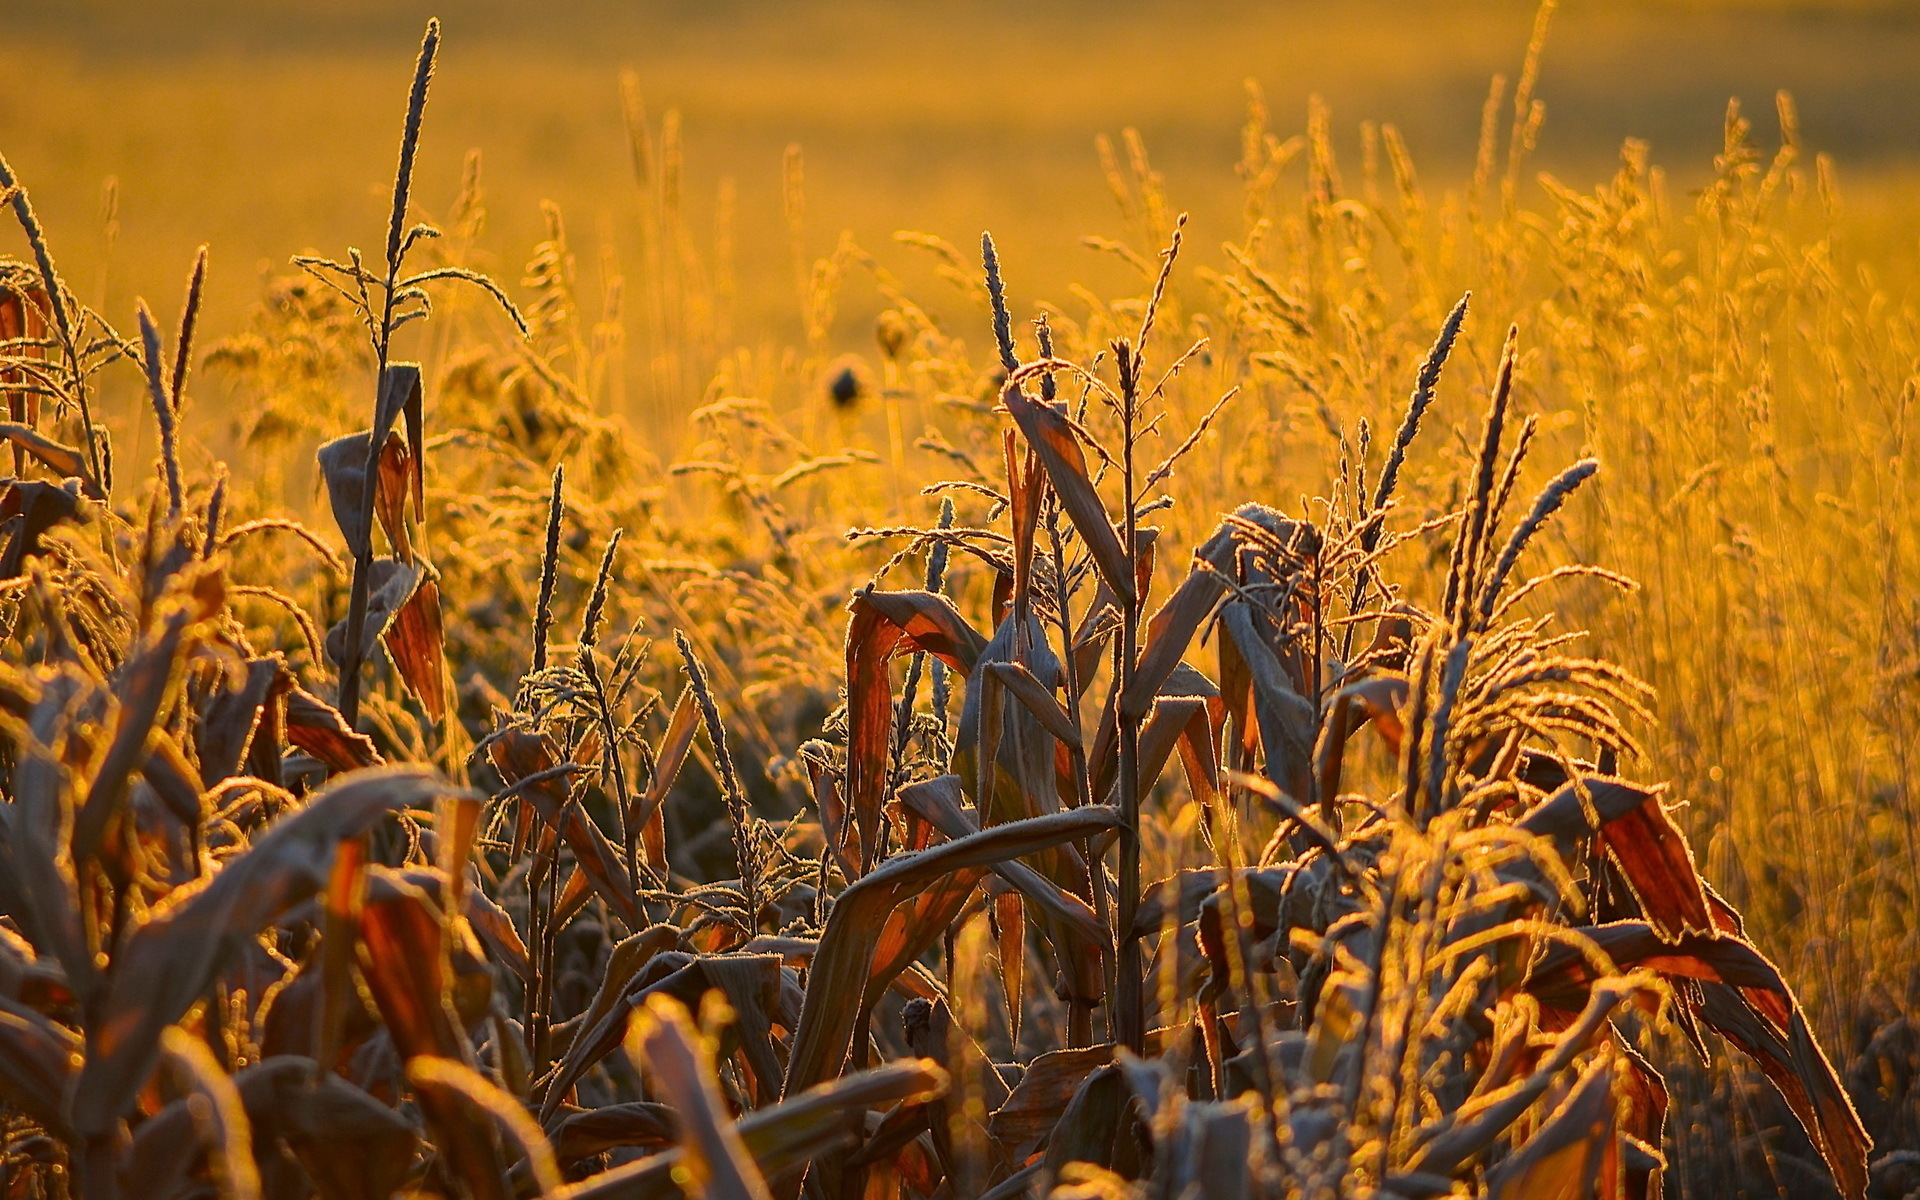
[1002,385,1132,605]
[489,724,640,929]
[783,806,1119,1100]
[1520,922,1869,1200]
[988,1044,1112,1161]
[1597,797,1712,939]
[1484,1054,1614,1200]
[0,284,47,442]
[358,876,511,1200]
[384,575,447,720]
[284,684,383,773]
[1697,981,1872,1200]
[844,589,988,873]
[0,479,82,578]
[992,884,1025,1044]
[69,766,453,1139]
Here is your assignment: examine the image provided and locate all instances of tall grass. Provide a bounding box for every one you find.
[0,8,1914,1200]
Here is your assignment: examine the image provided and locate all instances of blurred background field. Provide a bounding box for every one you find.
[4,0,1919,384]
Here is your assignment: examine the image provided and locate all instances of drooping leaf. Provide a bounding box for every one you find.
[1596,796,1711,939]
[69,766,456,1139]
[408,1056,563,1199]
[358,876,511,1200]
[316,364,424,562]
[1695,981,1871,1200]
[384,575,447,720]
[1,670,100,1002]
[633,687,699,873]
[157,1025,264,1200]
[986,660,1080,749]
[0,284,47,439]
[0,479,83,578]
[1002,385,1132,605]
[551,1102,678,1166]
[489,724,640,929]
[989,1045,1112,1162]
[1483,1054,1614,1200]
[0,422,86,478]
[568,1057,948,1200]
[284,684,383,773]
[197,656,293,786]
[73,598,208,868]
[318,431,409,563]
[323,557,421,668]
[537,945,779,1126]
[843,588,988,872]
[783,806,1120,1099]
[0,994,77,1139]
[234,1056,419,1200]
[894,774,1107,981]
[1513,921,1869,1198]
[628,994,773,1200]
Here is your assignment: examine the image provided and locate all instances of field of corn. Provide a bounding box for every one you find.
[0,2,1916,1198]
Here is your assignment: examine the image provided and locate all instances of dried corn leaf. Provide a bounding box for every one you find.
[784,805,1119,1099]
[237,1056,418,1200]
[318,431,410,563]
[0,422,84,478]
[552,1102,677,1165]
[893,775,1105,967]
[1003,386,1132,605]
[0,284,47,437]
[69,766,455,1139]
[989,1044,1112,1161]
[2,671,99,1002]
[358,877,511,1200]
[74,601,205,867]
[323,557,421,668]
[157,1025,263,1200]
[634,687,699,873]
[1484,1054,1613,1200]
[384,575,447,720]
[629,994,773,1200]
[0,994,77,1139]
[197,656,293,786]
[1597,798,1711,939]
[844,588,988,872]
[285,684,383,773]
[1521,923,1868,1199]
[571,1056,948,1200]
[0,479,82,578]
[489,725,640,929]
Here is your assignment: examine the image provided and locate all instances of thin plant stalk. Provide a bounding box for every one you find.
[339,18,439,727]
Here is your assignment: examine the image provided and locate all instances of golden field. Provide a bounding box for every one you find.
[0,2,1915,1198]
